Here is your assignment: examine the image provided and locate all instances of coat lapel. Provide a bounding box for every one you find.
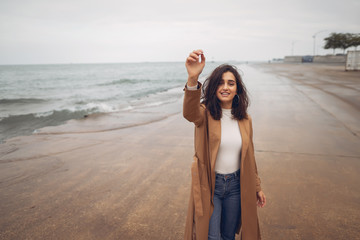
[207,112,221,173]
[238,118,250,176]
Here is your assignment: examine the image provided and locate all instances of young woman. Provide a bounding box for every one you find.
[183,50,266,240]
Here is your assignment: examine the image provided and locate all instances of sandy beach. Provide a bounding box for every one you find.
[1,63,359,239]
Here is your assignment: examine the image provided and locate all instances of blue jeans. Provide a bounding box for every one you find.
[208,169,241,240]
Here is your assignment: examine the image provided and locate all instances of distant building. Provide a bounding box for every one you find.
[346,51,360,71]
[313,55,346,63]
[271,58,284,62]
[284,55,346,64]
[284,56,302,63]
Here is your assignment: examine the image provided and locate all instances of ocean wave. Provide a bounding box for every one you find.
[97,78,153,86]
[0,102,121,125]
[144,101,170,107]
[120,106,134,111]
[129,86,170,98]
[0,98,48,104]
[0,109,90,143]
[0,109,89,126]
[83,102,118,113]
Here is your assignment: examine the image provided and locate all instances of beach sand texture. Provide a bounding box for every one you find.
[1,63,359,239]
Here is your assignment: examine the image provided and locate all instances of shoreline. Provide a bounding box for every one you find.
[0,92,184,144]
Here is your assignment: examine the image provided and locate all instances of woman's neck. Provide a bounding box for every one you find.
[221,103,232,109]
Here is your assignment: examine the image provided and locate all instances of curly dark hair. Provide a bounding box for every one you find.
[201,64,249,120]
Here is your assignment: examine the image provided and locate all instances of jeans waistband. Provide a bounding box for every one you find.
[215,169,240,180]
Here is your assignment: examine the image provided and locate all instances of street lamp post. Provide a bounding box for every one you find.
[291,41,297,55]
[312,30,327,56]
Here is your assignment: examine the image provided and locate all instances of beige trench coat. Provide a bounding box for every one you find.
[183,83,262,240]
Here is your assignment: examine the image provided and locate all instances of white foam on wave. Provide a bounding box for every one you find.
[121,106,134,111]
[164,86,184,94]
[84,102,118,113]
[34,111,55,118]
[29,103,118,120]
[145,101,165,107]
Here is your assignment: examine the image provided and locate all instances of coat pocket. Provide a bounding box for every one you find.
[191,156,204,217]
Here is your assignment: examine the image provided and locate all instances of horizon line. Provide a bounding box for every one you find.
[0,60,269,66]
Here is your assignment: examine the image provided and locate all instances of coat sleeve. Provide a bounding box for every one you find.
[183,82,205,127]
[249,115,262,192]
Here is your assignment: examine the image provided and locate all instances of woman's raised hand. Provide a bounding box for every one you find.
[185,49,205,86]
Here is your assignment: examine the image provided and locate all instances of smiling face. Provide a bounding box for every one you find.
[216,71,237,109]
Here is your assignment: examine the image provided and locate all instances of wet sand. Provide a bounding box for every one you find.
[1,63,360,239]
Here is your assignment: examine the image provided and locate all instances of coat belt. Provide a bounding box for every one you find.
[191,156,203,217]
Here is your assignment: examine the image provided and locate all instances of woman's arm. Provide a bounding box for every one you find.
[183,50,206,126]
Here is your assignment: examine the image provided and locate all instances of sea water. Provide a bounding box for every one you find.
[0,61,226,142]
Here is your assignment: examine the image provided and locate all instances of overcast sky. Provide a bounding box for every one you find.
[0,0,359,64]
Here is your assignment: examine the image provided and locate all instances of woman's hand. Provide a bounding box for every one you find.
[185,49,206,86]
[257,191,266,208]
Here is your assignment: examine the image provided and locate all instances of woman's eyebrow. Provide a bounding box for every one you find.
[227,79,236,82]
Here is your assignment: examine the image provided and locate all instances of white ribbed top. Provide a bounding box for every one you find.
[214,108,242,174]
